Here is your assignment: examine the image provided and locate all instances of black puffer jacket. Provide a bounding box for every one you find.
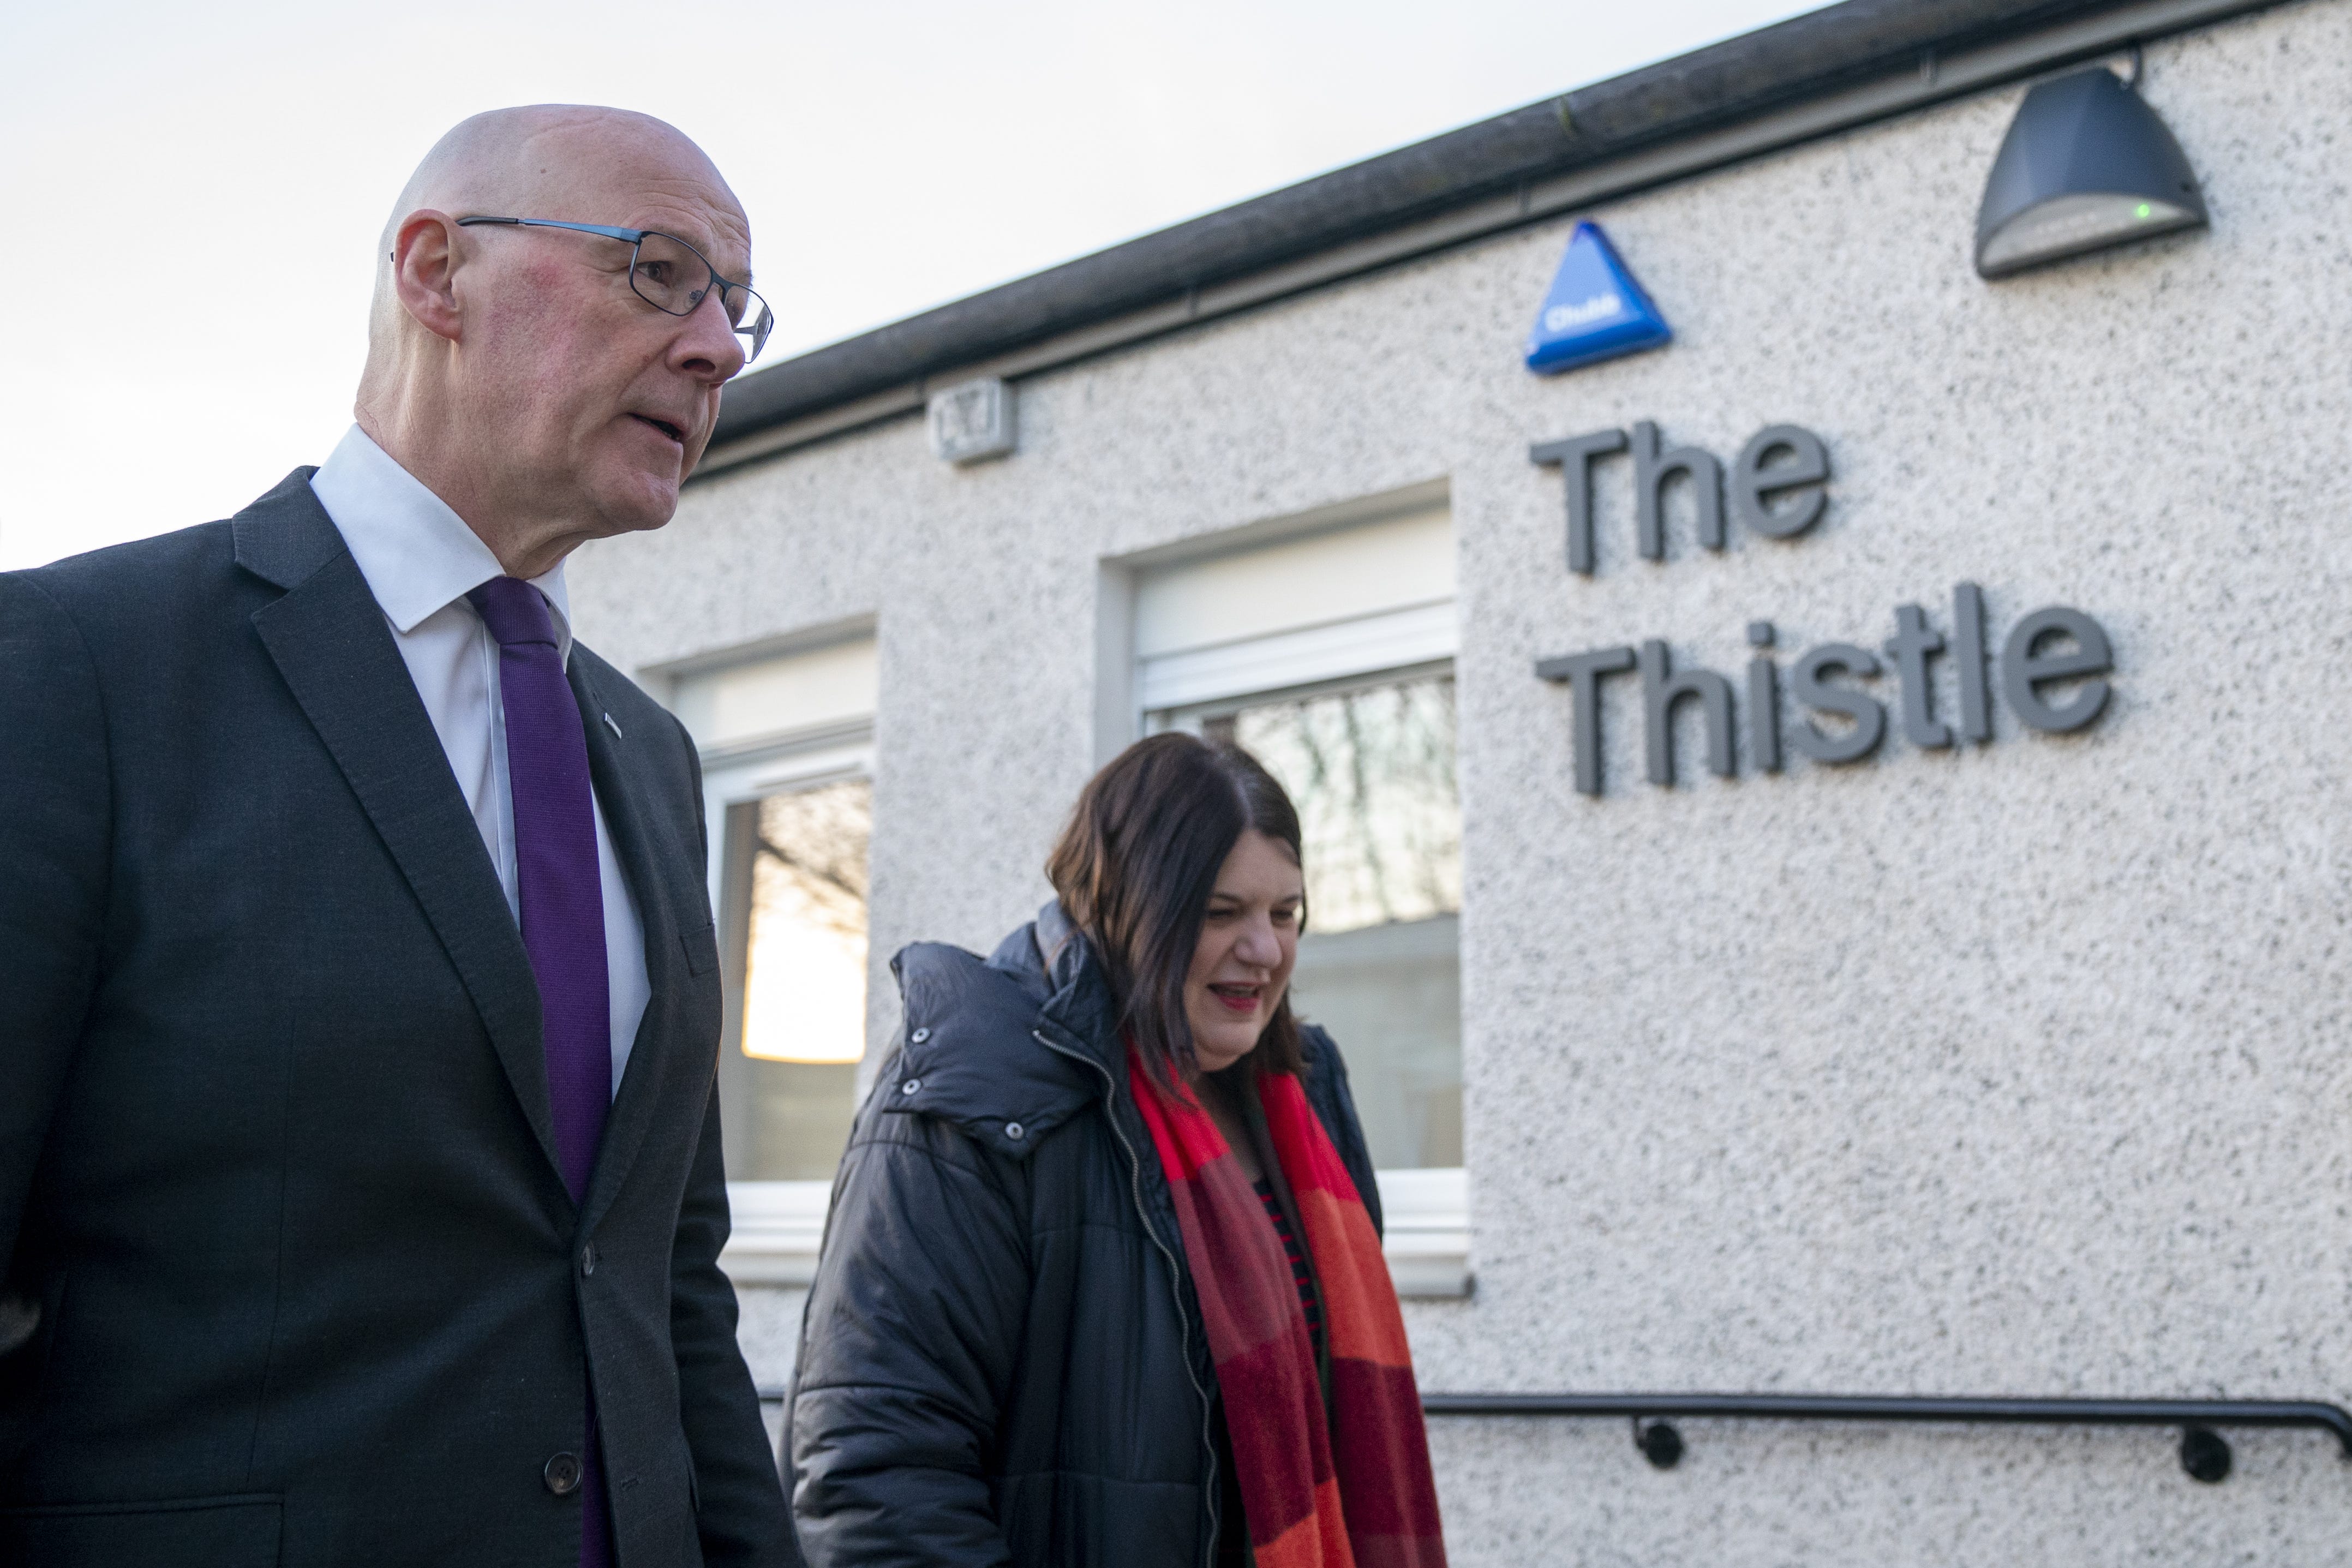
[785,902,1380,1568]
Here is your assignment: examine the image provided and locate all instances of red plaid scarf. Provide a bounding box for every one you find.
[1128,1046,1447,1568]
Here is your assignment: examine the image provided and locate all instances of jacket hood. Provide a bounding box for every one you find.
[885,902,1122,1160]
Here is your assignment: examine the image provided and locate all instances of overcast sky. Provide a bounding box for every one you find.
[1,0,1829,570]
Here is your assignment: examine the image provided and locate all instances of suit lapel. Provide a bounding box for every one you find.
[570,660,698,1230]
[236,475,565,1183]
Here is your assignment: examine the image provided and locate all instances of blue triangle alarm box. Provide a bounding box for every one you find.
[1523,222,1672,374]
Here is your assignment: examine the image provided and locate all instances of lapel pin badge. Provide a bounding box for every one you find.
[602,712,623,740]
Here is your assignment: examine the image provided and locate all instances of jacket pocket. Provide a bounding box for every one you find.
[0,1493,282,1567]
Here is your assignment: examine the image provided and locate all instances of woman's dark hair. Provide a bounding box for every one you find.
[1045,733,1307,1088]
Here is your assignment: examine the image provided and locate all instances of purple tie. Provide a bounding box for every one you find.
[468,576,613,1568]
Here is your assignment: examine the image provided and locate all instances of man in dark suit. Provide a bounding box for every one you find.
[1,106,793,1565]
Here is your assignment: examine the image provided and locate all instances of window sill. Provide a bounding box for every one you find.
[722,1166,1470,1297]
[1377,1166,1472,1298]
[720,1180,832,1285]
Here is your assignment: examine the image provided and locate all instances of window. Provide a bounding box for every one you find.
[1202,673,1462,1170]
[721,777,871,1180]
[665,631,878,1283]
[1124,483,1469,1293]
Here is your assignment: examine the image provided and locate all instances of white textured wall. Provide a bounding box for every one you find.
[573,3,2352,1557]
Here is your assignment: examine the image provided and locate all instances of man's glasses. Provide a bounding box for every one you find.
[456,216,773,364]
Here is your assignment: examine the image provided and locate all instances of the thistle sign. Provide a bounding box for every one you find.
[1530,422,2115,797]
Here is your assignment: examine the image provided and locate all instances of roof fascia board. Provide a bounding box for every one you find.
[698,0,2284,477]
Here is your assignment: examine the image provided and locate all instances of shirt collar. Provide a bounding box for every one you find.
[309,424,574,663]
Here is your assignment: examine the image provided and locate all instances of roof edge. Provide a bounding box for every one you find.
[705,0,2287,465]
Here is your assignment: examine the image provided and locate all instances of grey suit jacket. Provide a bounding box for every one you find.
[0,472,792,1566]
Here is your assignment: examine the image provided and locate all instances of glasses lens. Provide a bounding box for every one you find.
[628,232,706,316]
[631,230,769,363]
[732,292,774,363]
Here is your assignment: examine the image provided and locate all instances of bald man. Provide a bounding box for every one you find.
[0,107,794,1566]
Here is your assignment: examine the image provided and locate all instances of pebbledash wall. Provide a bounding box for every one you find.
[571,0,2352,1559]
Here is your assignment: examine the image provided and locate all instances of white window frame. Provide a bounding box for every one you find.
[1118,492,1471,1298]
[701,720,876,1290]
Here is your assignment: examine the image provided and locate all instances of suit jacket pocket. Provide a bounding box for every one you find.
[0,1492,282,1567]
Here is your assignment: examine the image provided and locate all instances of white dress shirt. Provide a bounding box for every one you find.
[310,424,650,1096]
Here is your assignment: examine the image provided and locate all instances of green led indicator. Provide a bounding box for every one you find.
[2134,202,2153,220]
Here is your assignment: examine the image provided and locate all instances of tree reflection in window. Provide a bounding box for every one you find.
[1196,672,1464,1168]
[740,778,871,1067]
[1206,674,1461,935]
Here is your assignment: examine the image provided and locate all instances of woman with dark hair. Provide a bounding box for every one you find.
[786,733,1447,1568]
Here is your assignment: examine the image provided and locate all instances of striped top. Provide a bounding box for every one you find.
[1252,1177,1324,1358]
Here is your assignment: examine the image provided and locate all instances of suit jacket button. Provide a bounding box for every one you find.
[543,1452,583,1495]
[580,1241,598,1277]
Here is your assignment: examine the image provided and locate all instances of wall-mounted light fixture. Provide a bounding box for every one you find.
[1974,64,2206,279]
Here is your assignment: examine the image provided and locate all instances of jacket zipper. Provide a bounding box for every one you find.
[1033,1028,1219,1568]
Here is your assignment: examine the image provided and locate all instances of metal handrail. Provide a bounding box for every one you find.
[1420,1392,2352,1481]
[752,1383,2352,1482]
